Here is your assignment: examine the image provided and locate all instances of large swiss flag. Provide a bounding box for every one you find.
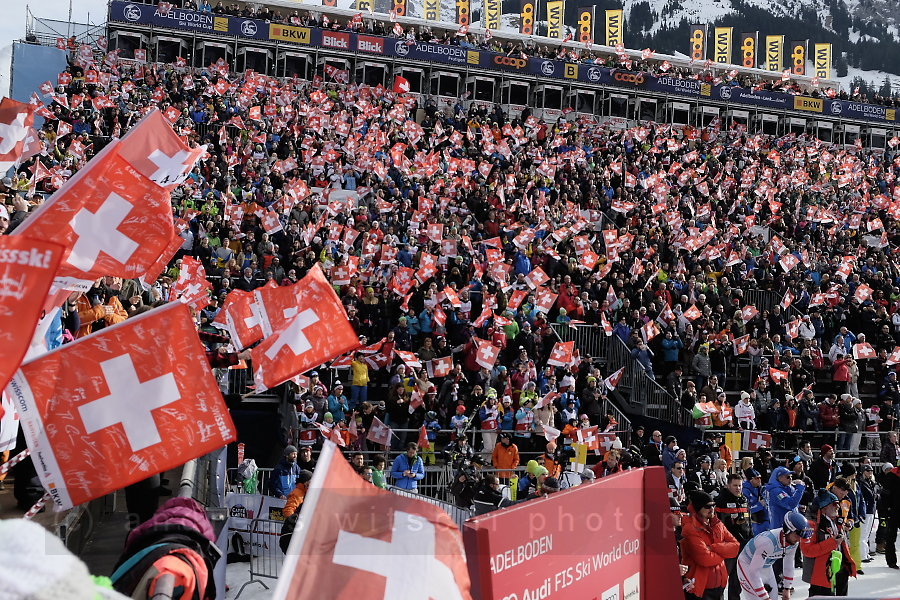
[275,442,472,600]
[251,265,360,391]
[213,289,265,350]
[6,302,235,510]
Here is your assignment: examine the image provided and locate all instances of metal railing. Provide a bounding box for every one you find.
[743,289,779,312]
[233,518,283,599]
[387,486,473,530]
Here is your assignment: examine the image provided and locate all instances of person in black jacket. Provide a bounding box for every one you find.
[808,444,837,491]
[715,474,752,600]
[644,429,664,467]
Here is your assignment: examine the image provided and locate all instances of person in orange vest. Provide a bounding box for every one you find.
[491,433,520,482]
[712,392,734,428]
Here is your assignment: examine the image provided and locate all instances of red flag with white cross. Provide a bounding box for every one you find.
[276,442,472,599]
[213,289,264,350]
[524,267,549,289]
[547,341,575,367]
[853,342,877,360]
[740,305,759,323]
[768,367,789,384]
[683,304,702,321]
[170,256,212,310]
[366,416,393,446]
[854,283,873,303]
[251,265,360,391]
[742,431,772,451]
[474,338,500,370]
[0,98,35,174]
[603,367,624,391]
[7,303,235,510]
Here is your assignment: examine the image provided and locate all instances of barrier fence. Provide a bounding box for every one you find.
[233,518,283,599]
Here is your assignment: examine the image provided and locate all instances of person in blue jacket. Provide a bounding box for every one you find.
[498,396,516,432]
[391,442,426,491]
[269,445,301,499]
[742,468,770,535]
[766,465,806,531]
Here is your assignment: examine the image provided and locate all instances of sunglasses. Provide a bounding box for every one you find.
[704,503,716,509]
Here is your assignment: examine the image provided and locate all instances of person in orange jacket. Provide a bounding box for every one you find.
[801,488,857,597]
[282,470,313,518]
[681,490,740,600]
[491,433,519,481]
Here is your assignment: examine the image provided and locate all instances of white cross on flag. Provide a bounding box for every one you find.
[733,334,751,355]
[6,303,235,510]
[742,431,772,452]
[170,256,212,309]
[275,442,472,600]
[683,304,702,321]
[854,284,873,303]
[251,265,360,391]
[575,425,600,454]
[780,290,795,310]
[597,432,618,452]
[0,98,35,174]
[887,346,900,366]
[524,267,549,289]
[768,367,789,384]
[116,109,205,190]
[603,367,624,391]
[641,320,660,342]
[366,416,394,447]
[426,356,453,379]
[474,339,500,370]
[853,342,877,360]
[740,305,759,323]
[212,289,264,350]
[547,341,575,367]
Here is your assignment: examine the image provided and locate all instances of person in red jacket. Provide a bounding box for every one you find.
[681,490,740,600]
[801,488,857,596]
[819,395,840,430]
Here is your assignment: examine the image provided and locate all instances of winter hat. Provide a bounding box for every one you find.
[689,490,715,512]
[324,412,334,421]
[820,444,834,454]
[740,391,750,400]
[284,445,298,456]
[0,519,130,600]
[296,470,313,485]
[840,463,857,478]
[542,477,560,492]
[814,489,840,510]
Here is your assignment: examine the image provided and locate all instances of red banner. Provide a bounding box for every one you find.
[463,467,681,599]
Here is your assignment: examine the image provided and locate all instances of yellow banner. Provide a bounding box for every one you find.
[714,27,732,64]
[269,24,311,44]
[519,0,535,34]
[546,0,564,38]
[766,35,783,71]
[793,96,823,112]
[423,0,440,21]
[814,42,832,80]
[576,6,594,44]
[790,40,807,75]
[456,0,470,26]
[355,0,372,11]
[605,9,623,46]
[689,24,707,61]
[484,0,501,29]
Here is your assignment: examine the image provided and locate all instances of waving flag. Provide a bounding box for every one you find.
[7,303,235,511]
[547,341,575,367]
[0,98,35,174]
[170,256,212,309]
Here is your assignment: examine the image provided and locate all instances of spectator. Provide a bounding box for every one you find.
[681,490,739,600]
[390,442,426,492]
[809,444,837,490]
[270,446,301,500]
[715,474,752,600]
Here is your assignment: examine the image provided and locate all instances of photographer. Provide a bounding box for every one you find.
[473,474,513,515]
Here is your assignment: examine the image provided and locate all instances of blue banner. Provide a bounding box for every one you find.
[108,1,896,124]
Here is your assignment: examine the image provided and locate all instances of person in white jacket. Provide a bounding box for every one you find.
[735,392,757,430]
[736,511,812,600]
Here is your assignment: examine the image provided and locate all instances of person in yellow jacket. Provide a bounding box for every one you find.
[350,352,370,409]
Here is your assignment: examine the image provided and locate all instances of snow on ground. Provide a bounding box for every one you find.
[223,550,900,598]
[835,64,900,93]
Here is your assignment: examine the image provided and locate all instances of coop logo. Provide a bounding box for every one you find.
[240,20,257,36]
[830,100,843,115]
[540,60,555,76]
[587,66,602,82]
[123,3,142,21]
[395,40,410,56]
[690,26,706,60]
[720,86,733,100]
[614,71,645,85]
[494,56,527,68]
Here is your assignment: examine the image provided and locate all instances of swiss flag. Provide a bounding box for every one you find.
[733,334,750,355]
[780,290,794,310]
[768,367,789,384]
[886,347,900,366]
[426,356,453,378]
[276,442,472,599]
[534,391,560,410]
[785,319,799,340]
[116,109,204,189]
[213,289,264,350]
[682,304,702,321]
[251,265,360,391]
[170,256,212,310]
[742,431,772,452]
[547,340,575,367]
[393,76,411,94]
[7,303,235,511]
[600,312,613,336]
[0,237,64,392]
[0,98,35,174]
[740,305,759,323]
[641,320,660,342]
[474,339,500,370]
[261,209,283,234]
[853,342,877,360]
[417,425,430,450]
[524,267,549,289]
[604,366,624,391]
[366,416,393,446]
[854,283,873,303]
[163,106,182,123]
[575,426,600,453]
[779,253,800,272]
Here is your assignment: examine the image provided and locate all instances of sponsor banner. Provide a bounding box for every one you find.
[740,31,758,68]
[790,39,807,75]
[765,34,784,71]
[689,24,707,61]
[520,0,536,34]
[392,0,408,17]
[424,0,440,21]
[714,27,732,64]
[605,9,623,46]
[814,42,832,80]
[463,468,682,600]
[355,0,373,12]
[456,0,471,26]
[576,6,594,44]
[484,0,501,29]
[546,0,564,39]
[108,1,897,123]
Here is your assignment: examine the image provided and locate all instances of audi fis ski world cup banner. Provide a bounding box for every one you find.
[464,468,682,600]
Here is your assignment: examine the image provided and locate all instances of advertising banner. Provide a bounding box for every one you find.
[576,6,594,44]
[456,0,471,27]
[392,0,408,17]
[463,468,682,600]
[546,0,564,39]
[423,0,440,21]
[765,34,784,71]
[484,0,502,30]
[605,9,623,46]
[713,26,732,64]
[814,42,832,80]
[520,0,536,34]
[790,39,807,75]
[740,31,758,68]
[689,24,707,61]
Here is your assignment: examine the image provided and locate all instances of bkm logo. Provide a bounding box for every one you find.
[791,44,805,74]
[494,56,527,68]
[690,28,705,59]
[578,11,592,42]
[715,30,730,60]
[614,71,645,85]
[240,20,257,36]
[741,36,755,67]
[456,0,470,25]
[815,46,830,78]
[607,13,621,41]
[521,2,534,34]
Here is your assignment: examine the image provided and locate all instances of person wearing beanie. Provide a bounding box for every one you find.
[742,469,769,536]
[270,445,302,499]
[680,490,739,600]
[809,444,837,490]
[735,391,756,430]
[0,519,130,600]
[801,489,857,595]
